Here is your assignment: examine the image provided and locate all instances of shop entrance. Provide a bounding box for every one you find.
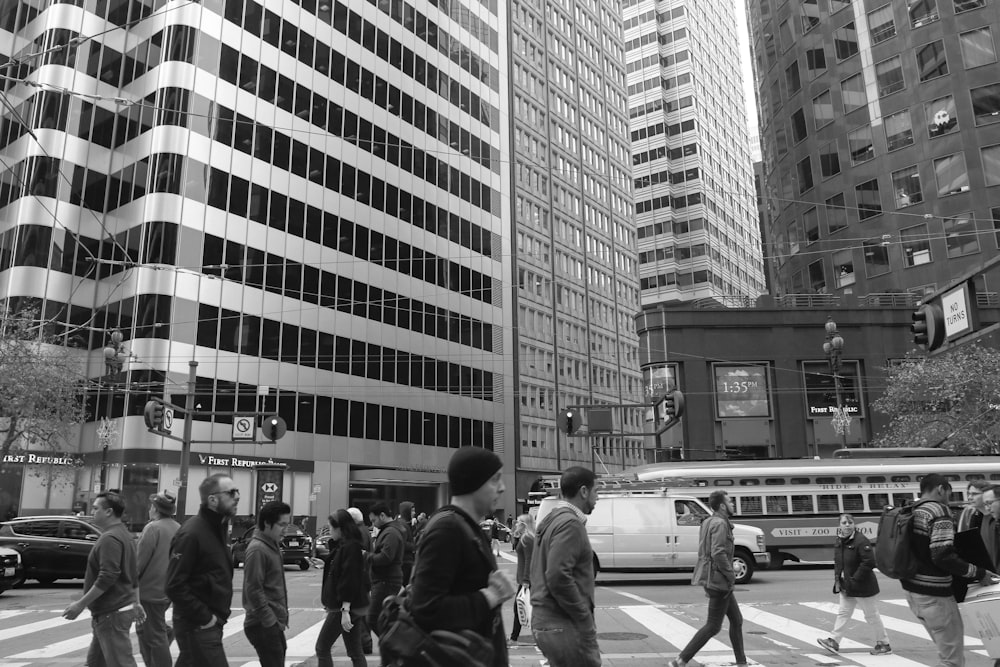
[348,483,438,521]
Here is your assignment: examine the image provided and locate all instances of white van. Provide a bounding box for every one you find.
[536,490,769,584]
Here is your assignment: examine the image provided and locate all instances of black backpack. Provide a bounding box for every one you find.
[875,502,919,580]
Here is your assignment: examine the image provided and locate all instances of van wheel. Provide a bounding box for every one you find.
[733,548,754,584]
[299,559,310,571]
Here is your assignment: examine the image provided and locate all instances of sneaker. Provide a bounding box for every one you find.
[817,637,840,654]
[870,642,892,655]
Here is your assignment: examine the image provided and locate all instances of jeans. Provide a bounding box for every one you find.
[245,622,287,667]
[316,610,367,667]
[679,588,745,665]
[906,591,965,667]
[137,600,172,667]
[85,608,137,667]
[830,593,889,644]
[367,580,401,636]
[174,622,228,667]
[532,611,601,667]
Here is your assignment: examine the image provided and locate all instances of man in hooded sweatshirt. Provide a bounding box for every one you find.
[530,466,600,667]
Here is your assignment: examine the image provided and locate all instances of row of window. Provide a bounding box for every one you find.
[634,166,700,190]
[201,232,495,351]
[195,304,495,400]
[638,267,731,292]
[630,117,696,142]
[633,142,697,168]
[627,74,694,120]
[637,216,708,239]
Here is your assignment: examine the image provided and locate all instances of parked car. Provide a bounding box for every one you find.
[0,546,23,594]
[231,524,313,570]
[0,516,101,584]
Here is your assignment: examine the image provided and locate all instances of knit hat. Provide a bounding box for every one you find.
[150,491,176,516]
[347,507,364,524]
[448,447,503,496]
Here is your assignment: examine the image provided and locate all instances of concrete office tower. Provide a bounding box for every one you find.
[510,0,645,489]
[750,0,1000,298]
[0,0,516,519]
[628,0,766,307]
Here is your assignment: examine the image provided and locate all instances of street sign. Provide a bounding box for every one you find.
[92,483,101,493]
[312,484,322,494]
[162,407,174,431]
[232,416,255,441]
[172,479,182,488]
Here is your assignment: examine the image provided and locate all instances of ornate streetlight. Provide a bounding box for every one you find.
[99,330,129,490]
[822,317,850,449]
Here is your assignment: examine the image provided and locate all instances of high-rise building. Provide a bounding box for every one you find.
[0,0,515,520]
[628,0,766,307]
[509,0,646,495]
[750,0,1000,298]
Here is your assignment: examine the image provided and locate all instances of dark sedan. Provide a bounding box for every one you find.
[231,524,313,570]
[0,516,100,584]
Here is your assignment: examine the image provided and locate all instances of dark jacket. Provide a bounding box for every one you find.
[691,512,735,592]
[369,519,405,583]
[982,513,1000,570]
[84,522,138,617]
[833,530,879,598]
[322,538,371,611]
[530,504,595,629]
[242,529,289,628]
[166,506,234,628]
[902,498,983,597]
[409,505,507,667]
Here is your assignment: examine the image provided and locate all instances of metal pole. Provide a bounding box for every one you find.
[834,371,847,449]
[177,361,198,518]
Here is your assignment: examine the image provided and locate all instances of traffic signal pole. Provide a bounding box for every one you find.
[177,360,198,517]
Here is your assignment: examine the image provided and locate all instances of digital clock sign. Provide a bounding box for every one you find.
[714,364,770,417]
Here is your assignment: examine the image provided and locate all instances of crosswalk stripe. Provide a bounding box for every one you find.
[223,614,249,638]
[802,600,986,647]
[740,606,926,667]
[620,604,730,653]
[8,632,93,659]
[284,617,327,656]
[0,611,90,643]
[0,611,31,621]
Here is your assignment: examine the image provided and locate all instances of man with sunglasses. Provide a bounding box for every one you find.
[167,473,240,667]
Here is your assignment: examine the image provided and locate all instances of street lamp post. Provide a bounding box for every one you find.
[99,330,128,491]
[822,317,849,451]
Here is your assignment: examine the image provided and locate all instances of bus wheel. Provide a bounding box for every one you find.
[733,548,754,584]
[768,555,785,570]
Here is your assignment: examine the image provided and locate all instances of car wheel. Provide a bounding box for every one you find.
[733,548,755,585]
[299,559,310,571]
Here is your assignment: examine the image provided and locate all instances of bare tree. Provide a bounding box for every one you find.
[0,310,87,465]
[873,344,1000,454]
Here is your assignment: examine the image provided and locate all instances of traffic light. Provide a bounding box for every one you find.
[664,390,685,419]
[143,400,164,431]
[261,415,287,441]
[556,409,582,435]
[911,303,945,351]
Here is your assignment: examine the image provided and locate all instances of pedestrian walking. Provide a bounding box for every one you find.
[243,501,292,667]
[398,501,416,585]
[816,513,891,655]
[509,513,535,644]
[346,507,374,654]
[366,502,404,637]
[903,473,992,667]
[166,473,239,667]
[668,489,745,667]
[407,446,515,667]
[302,509,371,667]
[61,489,143,667]
[136,491,180,667]
[982,486,1000,569]
[959,480,990,532]
[531,466,600,667]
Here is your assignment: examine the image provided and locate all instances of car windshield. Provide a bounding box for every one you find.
[282,525,305,536]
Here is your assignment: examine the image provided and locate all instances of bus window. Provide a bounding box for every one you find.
[818,494,839,512]
[740,479,761,486]
[866,476,886,483]
[967,474,986,480]
[945,474,961,482]
[817,477,836,484]
[843,494,864,512]
[791,477,810,485]
[868,493,889,511]
[766,495,789,513]
[715,479,734,486]
[842,476,861,484]
[892,492,914,506]
[765,478,786,485]
[791,495,813,513]
[891,475,911,482]
[949,490,963,503]
[991,474,1000,481]
[740,496,762,514]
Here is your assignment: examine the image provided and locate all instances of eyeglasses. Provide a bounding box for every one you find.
[212,489,240,498]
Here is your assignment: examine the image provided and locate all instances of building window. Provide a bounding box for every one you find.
[809,259,826,293]
[791,108,808,143]
[841,73,866,113]
[856,179,882,220]
[813,90,834,127]
[901,224,933,266]
[804,207,820,244]
[848,125,875,164]
[775,123,788,156]
[778,20,793,52]
[797,156,814,194]
[801,0,820,32]
[826,193,848,233]
[960,28,996,68]
[892,165,923,208]
[972,83,1000,125]
[785,61,801,94]
[934,154,970,195]
[955,0,986,12]
[868,5,896,44]
[834,22,859,60]
[820,140,841,178]
[885,110,914,151]
[909,0,939,27]
[834,249,855,288]
[863,239,891,276]
[806,45,827,78]
[916,40,949,81]
[944,213,980,257]
[983,144,1000,185]
[992,207,1000,247]
[875,56,904,96]
[925,95,958,136]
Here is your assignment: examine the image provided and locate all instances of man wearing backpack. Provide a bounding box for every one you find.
[398,501,417,585]
[904,473,991,667]
[367,503,404,638]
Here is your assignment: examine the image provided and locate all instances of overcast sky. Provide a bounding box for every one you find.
[733,0,761,160]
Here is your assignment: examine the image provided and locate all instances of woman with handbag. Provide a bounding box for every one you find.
[817,514,891,656]
[300,509,370,667]
[509,513,535,644]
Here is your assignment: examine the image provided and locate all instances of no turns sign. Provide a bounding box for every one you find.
[232,415,255,441]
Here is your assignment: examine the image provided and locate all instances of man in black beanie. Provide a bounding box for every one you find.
[406,447,516,667]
